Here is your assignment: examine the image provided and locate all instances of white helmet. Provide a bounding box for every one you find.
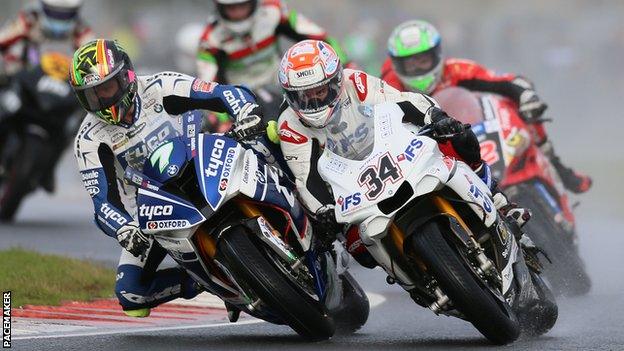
[279,40,343,128]
[40,0,83,38]
[213,0,258,35]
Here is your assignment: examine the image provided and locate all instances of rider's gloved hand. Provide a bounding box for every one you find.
[314,205,342,250]
[230,103,266,141]
[426,108,465,136]
[117,222,151,260]
[518,89,548,121]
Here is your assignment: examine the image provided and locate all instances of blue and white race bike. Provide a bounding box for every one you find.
[124,112,368,339]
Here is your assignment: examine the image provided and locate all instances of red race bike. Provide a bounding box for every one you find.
[434,87,590,296]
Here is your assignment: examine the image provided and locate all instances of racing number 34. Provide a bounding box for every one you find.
[358,152,403,200]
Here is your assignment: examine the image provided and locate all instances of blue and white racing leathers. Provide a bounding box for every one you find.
[74,71,255,310]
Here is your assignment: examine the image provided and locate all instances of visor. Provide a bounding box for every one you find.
[392,44,441,77]
[73,64,133,112]
[284,73,342,115]
[216,0,256,22]
[42,5,79,21]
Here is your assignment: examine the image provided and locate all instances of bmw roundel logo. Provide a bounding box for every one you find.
[167,164,179,176]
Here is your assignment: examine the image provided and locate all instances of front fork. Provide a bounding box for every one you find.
[364,196,499,310]
[197,200,329,300]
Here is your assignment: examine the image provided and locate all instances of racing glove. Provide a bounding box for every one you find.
[117,222,151,260]
[518,89,548,121]
[313,205,343,250]
[229,103,266,141]
[427,108,465,137]
[511,77,548,121]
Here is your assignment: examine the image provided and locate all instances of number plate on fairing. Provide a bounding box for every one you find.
[318,103,444,222]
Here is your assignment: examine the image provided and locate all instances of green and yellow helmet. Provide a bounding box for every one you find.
[387,20,442,94]
[70,39,137,126]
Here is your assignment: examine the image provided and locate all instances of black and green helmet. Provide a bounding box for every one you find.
[70,39,137,126]
[387,20,443,94]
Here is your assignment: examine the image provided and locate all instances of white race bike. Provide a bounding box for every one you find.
[318,102,558,344]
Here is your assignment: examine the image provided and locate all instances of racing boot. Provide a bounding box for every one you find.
[474,163,532,228]
[345,225,377,269]
[540,140,592,194]
[40,172,56,193]
[225,301,241,323]
[124,308,150,318]
[496,196,532,228]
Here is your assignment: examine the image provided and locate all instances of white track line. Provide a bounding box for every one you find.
[14,292,386,341]
[13,319,264,341]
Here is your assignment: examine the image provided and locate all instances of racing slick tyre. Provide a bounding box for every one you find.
[412,221,520,345]
[511,184,591,296]
[331,271,370,334]
[217,225,335,340]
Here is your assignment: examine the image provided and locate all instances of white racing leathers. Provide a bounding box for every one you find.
[196,0,338,89]
[74,72,255,310]
[277,69,438,215]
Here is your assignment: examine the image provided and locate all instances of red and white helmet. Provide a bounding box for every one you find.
[279,40,343,128]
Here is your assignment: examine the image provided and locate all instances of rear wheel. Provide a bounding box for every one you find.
[0,135,48,221]
[330,271,370,334]
[517,270,558,336]
[216,225,335,339]
[511,185,591,296]
[411,221,520,344]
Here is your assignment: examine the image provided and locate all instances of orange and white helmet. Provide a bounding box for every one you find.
[279,40,343,128]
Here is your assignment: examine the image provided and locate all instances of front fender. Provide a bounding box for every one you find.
[404,214,473,251]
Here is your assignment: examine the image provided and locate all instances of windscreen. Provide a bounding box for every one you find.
[432,87,485,125]
[324,104,376,161]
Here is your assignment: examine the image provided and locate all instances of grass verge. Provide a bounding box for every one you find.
[0,248,115,307]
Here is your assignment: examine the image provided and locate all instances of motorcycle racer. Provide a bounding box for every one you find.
[0,0,93,77]
[380,20,591,195]
[196,0,350,90]
[0,0,93,193]
[276,40,527,268]
[71,39,260,316]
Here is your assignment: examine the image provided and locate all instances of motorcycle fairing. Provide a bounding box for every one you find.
[141,137,189,184]
[318,102,497,228]
[137,188,206,233]
[237,147,312,250]
[195,133,240,211]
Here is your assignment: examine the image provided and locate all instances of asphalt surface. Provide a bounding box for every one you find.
[3,153,624,351]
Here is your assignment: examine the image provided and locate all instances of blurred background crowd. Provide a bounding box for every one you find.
[2,0,622,217]
[0,0,622,223]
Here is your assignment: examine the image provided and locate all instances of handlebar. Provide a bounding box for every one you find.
[224,121,268,142]
[417,123,472,140]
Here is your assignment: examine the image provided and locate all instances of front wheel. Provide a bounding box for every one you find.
[216,225,335,339]
[411,221,520,345]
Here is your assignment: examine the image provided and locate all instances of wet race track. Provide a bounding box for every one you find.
[3,154,624,351]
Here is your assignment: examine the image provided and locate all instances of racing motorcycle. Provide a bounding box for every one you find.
[124,111,368,339]
[317,102,557,344]
[0,52,82,221]
[433,87,591,296]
